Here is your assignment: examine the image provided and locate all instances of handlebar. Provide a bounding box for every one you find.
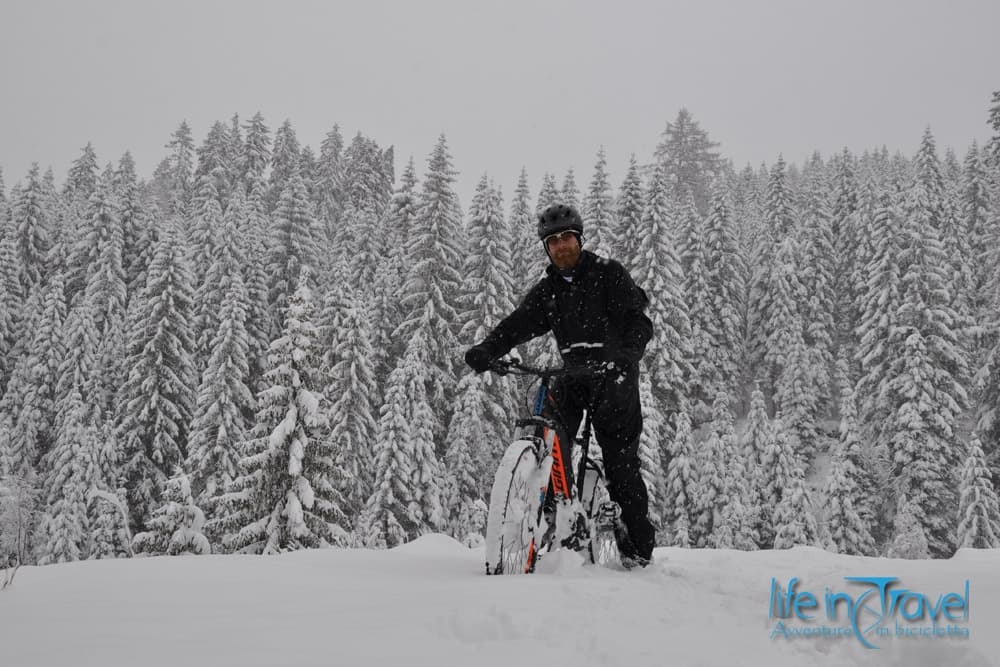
[487,357,608,379]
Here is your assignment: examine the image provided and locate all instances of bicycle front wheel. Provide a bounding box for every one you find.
[484,440,543,575]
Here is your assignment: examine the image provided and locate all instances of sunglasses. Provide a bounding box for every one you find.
[544,230,579,245]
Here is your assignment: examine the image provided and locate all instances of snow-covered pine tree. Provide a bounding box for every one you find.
[829,150,863,357]
[662,410,696,547]
[313,123,346,241]
[443,372,491,547]
[344,203,382,297]
[854,186,902,445]
[823,352,877,555]
[9,163,50,299]
[703,177,745,399]
[240,113,271,192]
[0,470,38,566]
[961,143,992,337]
[747,156,797,393]
[213,273,347,553]
[356,331,445,548]
[241,179,272,392]
[956,437,1000,548]
[771,462,819,550]
[117,223,197,532]
[774,313,821,463]
[0,235,20,390]
[759,414,809,548]
[561,168,580,210]
[187,267,254,512]
[653,108,723,214]
[393,135,466,436]
[637,368,667,530]
[508,167,541,284]
[267,119,302,212]
[164,121,196,216]
[882,130,969,558]
[614,154,644,272]
[679,190,719,420]
[796,153,836,409]
[370,159,419,381]
[342,132,393,221]
[693,391,734,547]
[632,161,692,436]
[35,388,101,564]
[886,496,930,559]
[133,468,210,556]
[581,148,615,260]
[189,175,224,361]
[536,173,561,215]
[194,182,246,370]
[318,269,379,525]
[266,175,323,338]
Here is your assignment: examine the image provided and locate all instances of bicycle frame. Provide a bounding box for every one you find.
[506,364,600,571]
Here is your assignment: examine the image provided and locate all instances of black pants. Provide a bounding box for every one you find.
[545,364,655,560]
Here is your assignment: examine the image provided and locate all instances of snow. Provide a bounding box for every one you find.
[1,538,998,666]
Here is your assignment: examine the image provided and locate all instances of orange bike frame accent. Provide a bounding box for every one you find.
[547,428,570,498]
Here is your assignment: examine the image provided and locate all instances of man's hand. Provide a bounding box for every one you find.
[464,345,493,373]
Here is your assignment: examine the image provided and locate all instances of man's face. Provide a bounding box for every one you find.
[545,230,581,270]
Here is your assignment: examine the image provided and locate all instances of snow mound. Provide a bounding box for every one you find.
[389,533,471,556]
[533,548,587,575]
[949,547,1000,563]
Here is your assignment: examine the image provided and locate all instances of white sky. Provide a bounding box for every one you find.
[1,0,998,207]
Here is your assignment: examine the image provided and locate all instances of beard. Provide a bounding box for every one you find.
[550,244,581,271]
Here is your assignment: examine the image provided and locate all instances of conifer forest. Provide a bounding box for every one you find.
[2,91,1000,566]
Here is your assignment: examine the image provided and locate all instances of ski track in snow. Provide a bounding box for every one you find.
[0,536,998,667]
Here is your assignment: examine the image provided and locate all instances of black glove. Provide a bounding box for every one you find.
[464,345,493,373]
[604,347,642,373]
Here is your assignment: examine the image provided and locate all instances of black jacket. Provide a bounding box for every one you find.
[479,250,653,366]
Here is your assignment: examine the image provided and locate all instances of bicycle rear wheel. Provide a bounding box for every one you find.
[484,440,544,575]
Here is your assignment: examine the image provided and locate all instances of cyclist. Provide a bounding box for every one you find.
[464,203,655,568]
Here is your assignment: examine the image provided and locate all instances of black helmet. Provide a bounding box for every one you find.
[537,203,583,241]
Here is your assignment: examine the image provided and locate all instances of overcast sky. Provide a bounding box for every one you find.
[2,0,998,207]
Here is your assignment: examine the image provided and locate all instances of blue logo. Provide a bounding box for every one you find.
[768,577,971,649]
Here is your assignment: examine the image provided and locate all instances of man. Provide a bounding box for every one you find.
[464,203,656,567]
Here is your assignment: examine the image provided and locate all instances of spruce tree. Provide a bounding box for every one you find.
[356,332,445,547]
[370,159,419,380]
[314,123,346,240]
[663,410,696,547]
[9,164,50,298]
[882,130,968,558]
[561,168,580,210]
[535,173,560,214]
[164,121,196,215]
[318,274,379,524]
[241,112,271,190]
[117,224,197,531]
[679,190,719,418]
[213,274,347,553]
[614,154,644,271]
[266,175,323,335]
[393,135,465,431]
[632,161,692,428]
[35,389,101,564]
[703,178,744,397]
[268,119,302,211]
[508,167,540,283]
[654,108,723,213]
[956,438,1000,548]
[133,468,211,556]
[582,148,615,260]
[186,268,254,510]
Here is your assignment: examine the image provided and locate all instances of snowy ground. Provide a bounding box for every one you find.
[1,538,998,667]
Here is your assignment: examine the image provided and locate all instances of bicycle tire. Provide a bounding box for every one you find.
[579,462,619,567]
[484,440,544,575]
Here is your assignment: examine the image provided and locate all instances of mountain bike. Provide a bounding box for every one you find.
[483,357,624,575]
